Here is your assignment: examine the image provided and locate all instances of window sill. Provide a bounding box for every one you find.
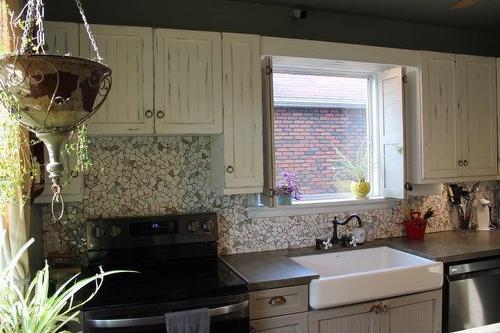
[246,197,398,219]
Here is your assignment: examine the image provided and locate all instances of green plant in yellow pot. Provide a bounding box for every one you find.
[332,143,370,199]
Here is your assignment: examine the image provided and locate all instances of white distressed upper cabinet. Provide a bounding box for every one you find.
[35,22,82,203]
[415,51,497,183]
[420,52,461,180]
[80,25,155,136]
[458,55,497,177]
[498,58,500,176]
[44,21,79,56]
[154,29,222,134]
[212,33,263,194]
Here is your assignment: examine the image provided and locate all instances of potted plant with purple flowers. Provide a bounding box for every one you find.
[275,171,301,205]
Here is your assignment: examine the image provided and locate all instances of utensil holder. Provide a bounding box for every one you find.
[404,212,427,240]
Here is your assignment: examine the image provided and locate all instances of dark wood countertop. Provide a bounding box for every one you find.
[386,229,500,263]
[220,248,320,291]
[222,229,500,291]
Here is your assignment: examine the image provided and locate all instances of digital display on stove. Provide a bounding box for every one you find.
[130,220,179,236]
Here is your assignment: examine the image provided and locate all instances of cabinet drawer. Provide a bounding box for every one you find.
[250,285,308,319]
[250,312,308,333]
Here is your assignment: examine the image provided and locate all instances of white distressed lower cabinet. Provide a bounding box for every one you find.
[309,290,442,333]
[250,286,441,333]
[249,285,309,333]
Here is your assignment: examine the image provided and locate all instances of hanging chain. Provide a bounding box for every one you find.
[51,184,65,221]
[74,0,103,63]
[20,0,34,54]
[19,0,45,54]
[34,0,45,53]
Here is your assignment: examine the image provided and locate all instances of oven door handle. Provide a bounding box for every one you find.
[85,300,249,328]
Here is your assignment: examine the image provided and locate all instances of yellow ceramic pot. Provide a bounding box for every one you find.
[350,181,370,199]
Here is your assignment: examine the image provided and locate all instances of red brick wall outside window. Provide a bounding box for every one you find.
[274,106,367,195]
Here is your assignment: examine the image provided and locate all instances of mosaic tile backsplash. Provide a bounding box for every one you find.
[40,136,497,261]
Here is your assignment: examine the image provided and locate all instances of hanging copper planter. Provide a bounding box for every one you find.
[0,0,112,220]
[0,55,111,133]
[0,54,111,182]
[0,54,111,219]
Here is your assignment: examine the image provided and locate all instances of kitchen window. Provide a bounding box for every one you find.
[259,56,407,208]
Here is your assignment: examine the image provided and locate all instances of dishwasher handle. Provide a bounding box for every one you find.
[449,258,500,277]
[86,300,248,328]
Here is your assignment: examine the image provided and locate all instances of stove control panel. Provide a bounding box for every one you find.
[87,213,217,251]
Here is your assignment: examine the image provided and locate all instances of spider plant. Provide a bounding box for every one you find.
[0,232,129,333]
[332,142,369,183]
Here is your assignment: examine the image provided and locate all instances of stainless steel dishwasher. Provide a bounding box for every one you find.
[446,257,500,332]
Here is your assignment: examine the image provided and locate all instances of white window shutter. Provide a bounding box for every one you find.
[379,67,406,199]
[261,56,276,207]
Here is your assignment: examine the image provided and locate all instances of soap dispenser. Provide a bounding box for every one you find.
[476,198,492,231]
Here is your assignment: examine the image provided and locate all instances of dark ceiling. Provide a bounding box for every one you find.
[230,0,500,33]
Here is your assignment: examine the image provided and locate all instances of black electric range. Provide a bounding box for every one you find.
[81,214,249,333]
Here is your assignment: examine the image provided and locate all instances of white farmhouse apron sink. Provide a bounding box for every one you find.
[291,246,443,309]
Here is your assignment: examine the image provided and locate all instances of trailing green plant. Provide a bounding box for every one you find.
[65,124,94,174]
[0,232,130,333]
[0,105,37,210]
[332,142,369,183]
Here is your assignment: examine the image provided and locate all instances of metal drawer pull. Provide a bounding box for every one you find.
[86,300,248,328]
[226,166,234,173]
[145,110,153,118]
[268,295,287,305]
[157,110,165,119]
[369,304,381,314]
[463,160,468,167]
[381,304,389,312]
[458,160,463,167]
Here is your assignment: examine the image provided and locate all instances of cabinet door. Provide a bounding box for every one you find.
[251,313,308,333]
[154,29,222,134]
[220,33,263,193]
[35,22,82,203]
[80,25,154,136]
[498,58,500,176]
[380,290,442,333]
[309,302,380,333]
[458,55,497,177]
[420,52,461,179]
[44,21,79,56]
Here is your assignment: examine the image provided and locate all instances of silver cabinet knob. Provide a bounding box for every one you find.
[94,226,105,239]
[145,110,153,118]
[458,160,463,167]
[202,219,212,232]
[157,110,165,119]
[463,160,468,167]
[226,166,234,173]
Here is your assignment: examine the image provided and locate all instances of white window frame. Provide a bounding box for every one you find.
[272,70,381,202]
[250,56,407,218]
